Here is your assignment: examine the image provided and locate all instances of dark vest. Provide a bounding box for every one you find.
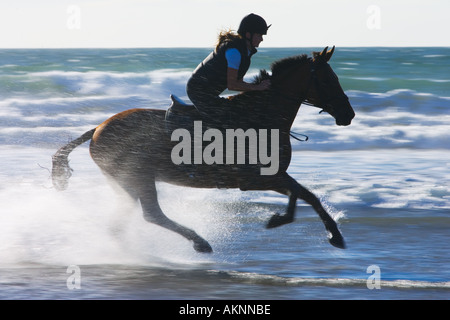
[191,38,256,95]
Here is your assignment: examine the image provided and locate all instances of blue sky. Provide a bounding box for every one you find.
[0,0,449,48]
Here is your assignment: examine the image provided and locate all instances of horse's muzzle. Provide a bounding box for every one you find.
[335,108,355,126]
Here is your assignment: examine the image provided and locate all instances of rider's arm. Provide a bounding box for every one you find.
[225,49,270,92]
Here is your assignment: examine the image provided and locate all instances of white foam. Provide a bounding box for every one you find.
[222,270,450,289]
[0,147,237,267]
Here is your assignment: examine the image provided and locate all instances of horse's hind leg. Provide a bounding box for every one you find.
[137,178,213,253]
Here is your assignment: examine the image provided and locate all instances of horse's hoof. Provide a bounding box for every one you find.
[329,234,346,249]
[193,239,213,253]
[266,213,293,229]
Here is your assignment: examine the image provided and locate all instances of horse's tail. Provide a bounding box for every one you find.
[52,128,96,191]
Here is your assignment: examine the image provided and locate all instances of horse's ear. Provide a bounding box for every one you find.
[326,46,335,62]
[320,46,328,59]
[313,46,328,63]
[313,46,332,63]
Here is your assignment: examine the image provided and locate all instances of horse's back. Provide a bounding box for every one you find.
[92,108,165,143]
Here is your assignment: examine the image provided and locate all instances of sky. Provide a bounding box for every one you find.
[0,0,449,48]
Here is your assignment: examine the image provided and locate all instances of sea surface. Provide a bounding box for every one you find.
[0,47,449,300]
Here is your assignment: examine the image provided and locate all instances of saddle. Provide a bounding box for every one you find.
[165,95,200,134]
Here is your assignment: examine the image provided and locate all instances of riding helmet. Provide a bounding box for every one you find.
[237,14,271,36]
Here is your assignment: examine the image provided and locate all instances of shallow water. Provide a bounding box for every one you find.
[0,48,449,300]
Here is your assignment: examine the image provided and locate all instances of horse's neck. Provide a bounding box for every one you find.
[273,94,301,129]
[231,90,300,132]
[230,64,309,131]
[271,64,311,130]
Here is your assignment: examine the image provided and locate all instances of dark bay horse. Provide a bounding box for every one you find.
[52,47,355,253]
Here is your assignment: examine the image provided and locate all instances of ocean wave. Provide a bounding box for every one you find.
[1,65,448,151]
[2,66,448,115]
[212,270,450,290]
[0,69,191,102]
[287,88,450,151]
[346,89,450,116]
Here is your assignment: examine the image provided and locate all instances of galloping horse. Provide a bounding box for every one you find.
[52,47,355,253]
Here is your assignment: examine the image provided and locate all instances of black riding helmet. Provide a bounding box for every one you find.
[237,13,271,36]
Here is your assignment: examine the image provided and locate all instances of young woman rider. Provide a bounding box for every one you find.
[186,13,271,127]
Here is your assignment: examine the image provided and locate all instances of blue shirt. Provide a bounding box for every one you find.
[225,48,242,70]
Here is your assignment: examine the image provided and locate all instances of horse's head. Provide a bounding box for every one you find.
[306,46,355,126]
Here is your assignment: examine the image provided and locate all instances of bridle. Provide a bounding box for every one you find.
[302,60,350,116]
[273,58,347,115]
[272,58,349,141]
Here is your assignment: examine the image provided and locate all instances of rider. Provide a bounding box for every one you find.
[186,13,271,127]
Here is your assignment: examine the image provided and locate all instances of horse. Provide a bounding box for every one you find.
[52,46,355,253]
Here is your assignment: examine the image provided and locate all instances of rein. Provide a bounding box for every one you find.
[272,60,317,142]
[289,131,309,142]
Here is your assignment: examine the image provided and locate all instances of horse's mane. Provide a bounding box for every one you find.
[253,54,309,84]
[230,53,310,109]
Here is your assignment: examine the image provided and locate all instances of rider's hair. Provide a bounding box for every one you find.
[215,29,242,50]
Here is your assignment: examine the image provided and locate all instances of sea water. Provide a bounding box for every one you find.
[0,47,449,300]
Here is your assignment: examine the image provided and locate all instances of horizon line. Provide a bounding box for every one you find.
[1,45,449,50]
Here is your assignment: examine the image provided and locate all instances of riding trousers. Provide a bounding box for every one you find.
[186,76,247,129]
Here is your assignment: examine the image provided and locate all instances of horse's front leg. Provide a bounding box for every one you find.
[266,173,346,249]
[266,184,297,228]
